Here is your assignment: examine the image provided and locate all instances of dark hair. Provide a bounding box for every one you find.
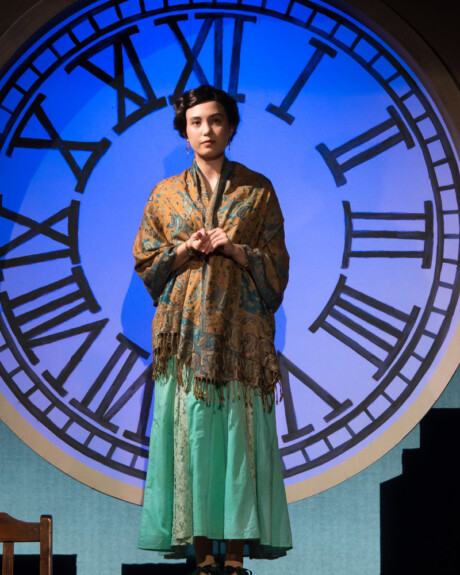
[173,85,240,141]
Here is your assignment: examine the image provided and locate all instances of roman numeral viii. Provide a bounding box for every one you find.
[0,266,106,384]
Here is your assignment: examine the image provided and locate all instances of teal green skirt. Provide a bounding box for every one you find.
[138,360,292,559]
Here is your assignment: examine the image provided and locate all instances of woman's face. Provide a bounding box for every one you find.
[185,100,234,162]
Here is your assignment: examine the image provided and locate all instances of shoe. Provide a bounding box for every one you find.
[193,564,221,575]
[223,567,252,575]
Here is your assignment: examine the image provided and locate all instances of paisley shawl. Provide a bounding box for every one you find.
[133,158,289,409]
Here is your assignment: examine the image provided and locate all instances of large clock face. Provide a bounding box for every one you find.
[0,0,459,503]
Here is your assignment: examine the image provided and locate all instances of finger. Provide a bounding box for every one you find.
[204,240,214,254]
[196,240,209,253]
[207,227,220,237]
[191,231,203,242]
[191,234,209,251]
[208,236,219,253]
[198,236,213,253]
[210,231,227,244]
[211,237,227,250]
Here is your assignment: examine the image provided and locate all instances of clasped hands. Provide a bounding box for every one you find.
[175,227,249,271]
[172,228,247,273]
[186,227,234,259]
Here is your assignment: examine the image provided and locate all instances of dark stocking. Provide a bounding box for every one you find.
[194,536,215,566]
[225,539,245,568]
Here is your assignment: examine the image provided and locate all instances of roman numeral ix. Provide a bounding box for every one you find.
[0,197,80,281]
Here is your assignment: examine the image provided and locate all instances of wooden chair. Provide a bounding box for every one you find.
[0,513,52,575]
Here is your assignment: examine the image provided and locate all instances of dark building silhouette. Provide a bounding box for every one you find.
[381,408,460,575]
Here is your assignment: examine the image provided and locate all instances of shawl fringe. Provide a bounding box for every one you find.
[152,332,282,411]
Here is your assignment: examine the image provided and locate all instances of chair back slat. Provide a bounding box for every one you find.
[2,541,14,575]
[39,516,52,575]
[0,513,53,575]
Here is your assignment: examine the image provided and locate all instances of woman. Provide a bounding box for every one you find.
[134,85,292,575]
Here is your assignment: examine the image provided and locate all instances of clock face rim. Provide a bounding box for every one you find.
[0,0,459,504]
[3,324,459,505]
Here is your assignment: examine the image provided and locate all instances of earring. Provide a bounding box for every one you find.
[186,140,190,155]
[227,139,231,151]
